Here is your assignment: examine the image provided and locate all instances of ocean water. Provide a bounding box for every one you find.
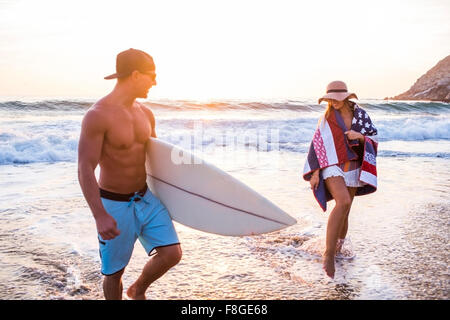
[0,98,449,299]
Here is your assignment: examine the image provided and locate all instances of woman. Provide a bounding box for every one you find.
[303,80,378,278]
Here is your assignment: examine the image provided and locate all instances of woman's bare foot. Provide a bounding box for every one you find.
[126,282,146,300]
[322,254,335,279]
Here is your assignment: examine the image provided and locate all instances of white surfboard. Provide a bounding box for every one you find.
[145,138,296,236]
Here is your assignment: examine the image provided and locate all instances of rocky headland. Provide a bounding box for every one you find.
[386,55,450,102]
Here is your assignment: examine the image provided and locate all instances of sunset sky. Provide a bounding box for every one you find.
[0,0,449,100]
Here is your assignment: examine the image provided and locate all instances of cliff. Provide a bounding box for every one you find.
[387,55,450,102]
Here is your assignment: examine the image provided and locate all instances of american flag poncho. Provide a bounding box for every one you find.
[303,104,378,211]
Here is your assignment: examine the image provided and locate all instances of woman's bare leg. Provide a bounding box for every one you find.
[323,177,352,278]
[338,187,357,241]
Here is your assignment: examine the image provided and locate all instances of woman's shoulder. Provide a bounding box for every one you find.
[352,103,369,115]
[351,101,361,110]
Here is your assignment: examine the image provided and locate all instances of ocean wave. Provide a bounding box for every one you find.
[145,100,320,112]
[1,117,448,165]
[156,115,450,142]
[141,100,450,114]
[362,101,450,114]
[1,98,449,113]
[0,100,93,111]
[0,129,78,165]
[375,116,450,141]
[1,99,449,165]
[378,150,450,158]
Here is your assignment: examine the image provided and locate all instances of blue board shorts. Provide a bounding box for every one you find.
[98,185,180,276]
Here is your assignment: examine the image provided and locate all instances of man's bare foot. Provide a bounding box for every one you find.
[322,254,335,279]
[126,283,146,300]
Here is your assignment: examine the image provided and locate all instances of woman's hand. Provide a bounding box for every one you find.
[310,170,320,191]
[345,130,364,143]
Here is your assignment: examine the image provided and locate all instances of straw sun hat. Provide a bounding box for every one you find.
[318,80,358,104]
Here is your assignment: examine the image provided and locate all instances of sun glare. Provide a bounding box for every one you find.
[0,0,449,100]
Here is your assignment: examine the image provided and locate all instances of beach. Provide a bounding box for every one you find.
[0,98,449,299]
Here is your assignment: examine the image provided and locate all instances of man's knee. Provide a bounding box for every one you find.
[104,268,125,281]
[157,245,182,267]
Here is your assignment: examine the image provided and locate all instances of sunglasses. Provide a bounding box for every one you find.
[140,71,156,81]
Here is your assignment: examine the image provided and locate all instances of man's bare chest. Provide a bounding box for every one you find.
[105,109,151,149]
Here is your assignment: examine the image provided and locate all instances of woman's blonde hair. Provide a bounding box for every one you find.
[317,99,355,128]
[324,99,355,119]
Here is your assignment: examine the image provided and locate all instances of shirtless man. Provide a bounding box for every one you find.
[78,49,182,300]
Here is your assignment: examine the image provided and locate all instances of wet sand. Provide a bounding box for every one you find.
[0,151,448,300]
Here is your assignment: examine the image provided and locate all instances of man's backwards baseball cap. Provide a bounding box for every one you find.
[104,48,155,80]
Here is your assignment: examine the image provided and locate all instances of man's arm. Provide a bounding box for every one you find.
[78,109,120,240]
[141,105,157,138]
